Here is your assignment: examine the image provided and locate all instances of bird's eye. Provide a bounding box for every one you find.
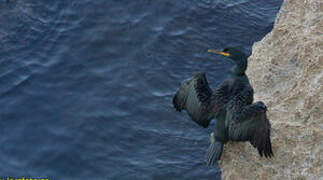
[223,48,229,52]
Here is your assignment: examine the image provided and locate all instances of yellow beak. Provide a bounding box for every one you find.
[208,49,230,56]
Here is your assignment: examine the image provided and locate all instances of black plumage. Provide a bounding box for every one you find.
[173,47,273,166]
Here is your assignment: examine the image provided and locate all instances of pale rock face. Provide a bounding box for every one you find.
[220,0,323,179]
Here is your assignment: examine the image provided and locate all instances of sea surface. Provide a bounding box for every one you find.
[0,0,282,179]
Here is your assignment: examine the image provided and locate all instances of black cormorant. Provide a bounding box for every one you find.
[173,47,273,166]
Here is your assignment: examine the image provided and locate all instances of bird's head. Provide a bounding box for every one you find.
[208,47,248,76]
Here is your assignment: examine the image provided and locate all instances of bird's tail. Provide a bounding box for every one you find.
[206,141,224,166]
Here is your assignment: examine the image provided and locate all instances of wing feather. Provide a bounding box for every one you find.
[226,88,273,158]
[173,72,213,128]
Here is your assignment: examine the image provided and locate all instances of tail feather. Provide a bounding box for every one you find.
[206,141,224,166]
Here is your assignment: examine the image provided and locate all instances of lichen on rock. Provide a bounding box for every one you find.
[220,0,323,179]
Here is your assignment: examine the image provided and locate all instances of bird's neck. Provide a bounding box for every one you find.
[232,59,247,76]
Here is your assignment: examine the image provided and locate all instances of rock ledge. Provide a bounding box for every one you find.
[220,0,323,179]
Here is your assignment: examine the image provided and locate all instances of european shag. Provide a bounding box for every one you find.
[173,47,273,166]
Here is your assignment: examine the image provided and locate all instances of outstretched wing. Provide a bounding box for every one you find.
[226,88,273,158]
[173,72,213,128]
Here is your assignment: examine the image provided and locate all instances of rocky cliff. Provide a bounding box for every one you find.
[220,0,323,179]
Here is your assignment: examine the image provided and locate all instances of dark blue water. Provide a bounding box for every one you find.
[0,0,282,179]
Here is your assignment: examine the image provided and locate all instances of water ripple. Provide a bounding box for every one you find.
[0,0,283,179]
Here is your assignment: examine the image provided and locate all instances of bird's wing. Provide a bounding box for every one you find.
[173,72,214,128]
[225,89,273,158]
